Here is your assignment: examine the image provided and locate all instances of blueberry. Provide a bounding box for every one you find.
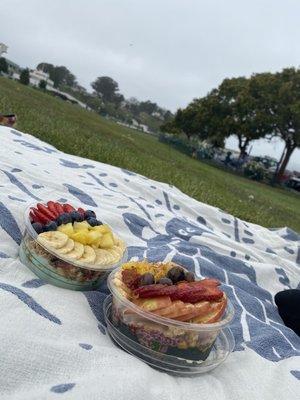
[185,272,195,282]
[139,273,155,286]
[167,266,185,283]
[56,212,72,226]
[158,277,173,285]
[97,220,103,225]
[44,221,57,231]
[70,211,84,222]
[84,210,96,220]
[87,217,98,227]
[32,222,44,234]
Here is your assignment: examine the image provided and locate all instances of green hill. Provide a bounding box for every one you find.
[0,77,299,231]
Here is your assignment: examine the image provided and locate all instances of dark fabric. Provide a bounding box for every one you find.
[275,289,300,336]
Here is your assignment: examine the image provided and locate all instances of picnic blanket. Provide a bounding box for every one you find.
[0,125,299,400]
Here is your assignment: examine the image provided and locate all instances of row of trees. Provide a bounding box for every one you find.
[35,62,172,129]
[162,68,300,181]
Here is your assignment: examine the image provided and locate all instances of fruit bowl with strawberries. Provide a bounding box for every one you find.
[106,261,234,373]
[19,201,127,290]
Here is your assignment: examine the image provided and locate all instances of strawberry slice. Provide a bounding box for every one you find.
[29,210,39,223]
[32,209,50,224]
[47,201,59,217]
[134,284,177,298]
[63,204,75,213]
[37,203,56,220]
[54,202,64,215]
[173,286,223,303]
[78,207,85,215]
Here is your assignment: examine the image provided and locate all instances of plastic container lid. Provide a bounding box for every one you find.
[107,267,234,331]
[24,204,127,272]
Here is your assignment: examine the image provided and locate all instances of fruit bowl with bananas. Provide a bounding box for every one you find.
[19,201,127,290]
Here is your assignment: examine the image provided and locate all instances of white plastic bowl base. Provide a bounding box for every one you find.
[103,295,235,376]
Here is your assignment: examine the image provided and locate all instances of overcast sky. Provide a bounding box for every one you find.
[1,0,300,168]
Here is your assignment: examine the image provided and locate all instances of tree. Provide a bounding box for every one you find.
[0,57,8,74]
[39,79,47,90]
[91,76,119,102]
[37,63,77,88]
[37,62,54,74]
[19,68,30,85]
[250,68,300,181]
[139,100,158,114]
[113,93,125,107]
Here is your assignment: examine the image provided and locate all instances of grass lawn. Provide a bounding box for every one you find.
[1,77,299,231]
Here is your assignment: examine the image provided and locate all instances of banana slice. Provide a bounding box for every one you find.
[56,239,75,255]
[107,248,122,263]
[65,241,84,260]
[78,245,96,264]
[95,248,115,266]
[37,231,69,250]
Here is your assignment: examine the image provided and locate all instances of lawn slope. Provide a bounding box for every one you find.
[0,77,299,231]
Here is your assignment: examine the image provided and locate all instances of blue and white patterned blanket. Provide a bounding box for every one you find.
[0,126,299,400]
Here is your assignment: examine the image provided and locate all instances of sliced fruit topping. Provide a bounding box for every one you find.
[79,245,96,264]
[31,208,50,224]
[133,296,172,312]
[54,202,64,215]
[65,241,85,260]
[63,204,75,213]
[191,296,227,323]
[134,284,177,298]
[37,203,57,220]
[134,282,224,303]
[37,231,69,249]
[47,201,59,217]
[55,238,75,255]
[122,269,141,290]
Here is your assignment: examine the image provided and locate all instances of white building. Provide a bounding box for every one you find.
[29,69,54,89]
[0,43,8,57]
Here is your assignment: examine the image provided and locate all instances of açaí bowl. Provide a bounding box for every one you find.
[19,205,127,290]
[107,267,234,365]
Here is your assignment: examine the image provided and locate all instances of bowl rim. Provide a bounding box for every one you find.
[23,202,128,272]
[107,266,234,331]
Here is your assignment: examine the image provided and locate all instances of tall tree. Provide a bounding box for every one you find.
[19,68,30,85]
[91,76,119,102]
[0,57,8,73]
[250,68,300,181]
[37,63,76,88]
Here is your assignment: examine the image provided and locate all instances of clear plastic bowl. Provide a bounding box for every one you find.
[19,205,127,290]
[104,295,235,375]
[107,268,234,363]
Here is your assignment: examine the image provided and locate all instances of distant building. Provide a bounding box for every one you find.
[0,43,8,57]
[6,59,22,79]
[29,69,54,89]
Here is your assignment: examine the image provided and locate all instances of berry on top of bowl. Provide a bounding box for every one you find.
[113,261,227,324]
[29,201,126,268]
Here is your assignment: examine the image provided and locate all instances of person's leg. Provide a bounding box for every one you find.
[275,289,300,336]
